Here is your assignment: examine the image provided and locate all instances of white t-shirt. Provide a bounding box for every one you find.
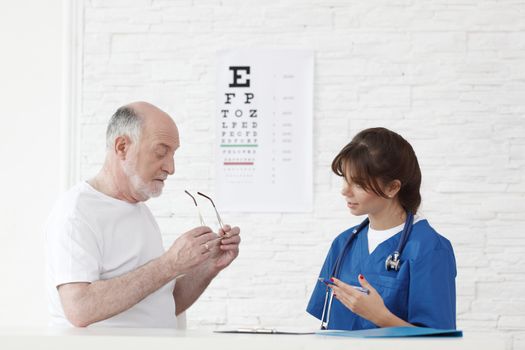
[368,215,423,254]
[45,182,177,328]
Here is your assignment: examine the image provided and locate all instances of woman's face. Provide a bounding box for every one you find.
[341,176,390,217]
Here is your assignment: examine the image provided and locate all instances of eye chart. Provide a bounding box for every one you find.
[215,49,313,212]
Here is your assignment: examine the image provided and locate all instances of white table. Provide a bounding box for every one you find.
[0,327,508,350]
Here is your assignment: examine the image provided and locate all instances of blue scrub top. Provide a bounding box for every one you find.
[307,219,457,330]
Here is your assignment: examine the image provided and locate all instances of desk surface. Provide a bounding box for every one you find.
[0,327,508,350]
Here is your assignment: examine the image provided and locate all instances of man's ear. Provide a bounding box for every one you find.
[113,135,131,160]
[386,179,402,198]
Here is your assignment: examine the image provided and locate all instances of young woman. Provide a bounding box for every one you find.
[307,127,456,330]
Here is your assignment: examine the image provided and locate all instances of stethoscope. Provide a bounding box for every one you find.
[319,212,414,330]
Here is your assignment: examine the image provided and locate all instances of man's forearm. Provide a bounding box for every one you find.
[173,226,241,315]
[60,255,177,327]
[173,261,218,315]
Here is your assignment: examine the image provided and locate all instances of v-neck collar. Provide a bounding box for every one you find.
[361,225,401,262]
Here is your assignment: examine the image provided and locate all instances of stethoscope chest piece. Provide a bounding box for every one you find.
[385,251,401,271]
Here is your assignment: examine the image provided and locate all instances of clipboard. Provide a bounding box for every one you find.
[214,327,315,335]
[317,326,463,338]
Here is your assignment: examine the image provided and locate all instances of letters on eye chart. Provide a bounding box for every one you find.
[215,50,313,212]
[220,67,258,146]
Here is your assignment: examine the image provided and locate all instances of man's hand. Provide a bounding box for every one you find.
[171,224,241,315]
[208,224,241,271]
[163,226,218,276]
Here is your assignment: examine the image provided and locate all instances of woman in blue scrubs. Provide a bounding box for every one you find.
[307,127,456,330]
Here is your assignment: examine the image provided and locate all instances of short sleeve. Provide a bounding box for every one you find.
[408,242,457,329]
[306,241,338,320]
[47,216,101,288]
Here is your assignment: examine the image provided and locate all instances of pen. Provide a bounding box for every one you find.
[317,278,370,295]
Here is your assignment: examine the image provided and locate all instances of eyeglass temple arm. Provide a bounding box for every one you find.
[184,190,205,226]
[197,192,224,229]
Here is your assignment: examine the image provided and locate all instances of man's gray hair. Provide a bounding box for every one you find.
[106,106,143,149]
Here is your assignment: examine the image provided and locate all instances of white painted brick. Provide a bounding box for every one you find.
[457,312,499,330]
[111,34,149,53]
[85,8,133,23]
[511,333,525,350]
[456,248,490,268]
[358,86,411,107]
[186,300,227,325]
[440,226,485,248]
[85,22,150,33]
[90,0,152,8]
[151,0,194,8]
[477,282,525,300]
[465,3,525,31]
[412,32,466,55]
[213,7,265,32]
[473,301,525,317]
[161,7,213,23]
[150,60,194,81]
[468,33,525,52]
[500,317,525,331]
[152,20,214,33]
[83,34,111,54]
[437,181,507,193]
[456,296,473,314]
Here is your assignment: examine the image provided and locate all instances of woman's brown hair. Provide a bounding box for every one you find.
[331,127,422,214]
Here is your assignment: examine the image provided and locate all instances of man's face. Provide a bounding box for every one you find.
[123,116,180,202]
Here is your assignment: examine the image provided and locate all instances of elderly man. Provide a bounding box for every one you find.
[45,101,240,328]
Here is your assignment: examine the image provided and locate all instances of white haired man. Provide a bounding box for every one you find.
[45,101,240,328]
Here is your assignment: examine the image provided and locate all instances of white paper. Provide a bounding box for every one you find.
[215,49,313,212]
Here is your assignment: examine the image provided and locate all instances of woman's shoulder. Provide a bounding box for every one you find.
[411,218,454,253]
[331,224,361,248]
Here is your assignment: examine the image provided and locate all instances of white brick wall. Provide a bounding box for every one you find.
[76,0,525,347]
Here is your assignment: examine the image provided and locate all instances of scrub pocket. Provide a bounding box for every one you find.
[370,274,409,319]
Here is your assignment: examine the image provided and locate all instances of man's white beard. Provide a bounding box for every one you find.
[123,158,163,200]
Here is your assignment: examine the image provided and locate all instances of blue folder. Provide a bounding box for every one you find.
[317,327,463,338]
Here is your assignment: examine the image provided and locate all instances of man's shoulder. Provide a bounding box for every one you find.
[45,182,93,240]
[48,182,103,221]
[55,181,92,207]
[50,182,152,225]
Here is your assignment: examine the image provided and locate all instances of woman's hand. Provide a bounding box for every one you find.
[329,274,412,327]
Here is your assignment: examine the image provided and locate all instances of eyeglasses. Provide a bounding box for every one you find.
[184,190,224,230]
